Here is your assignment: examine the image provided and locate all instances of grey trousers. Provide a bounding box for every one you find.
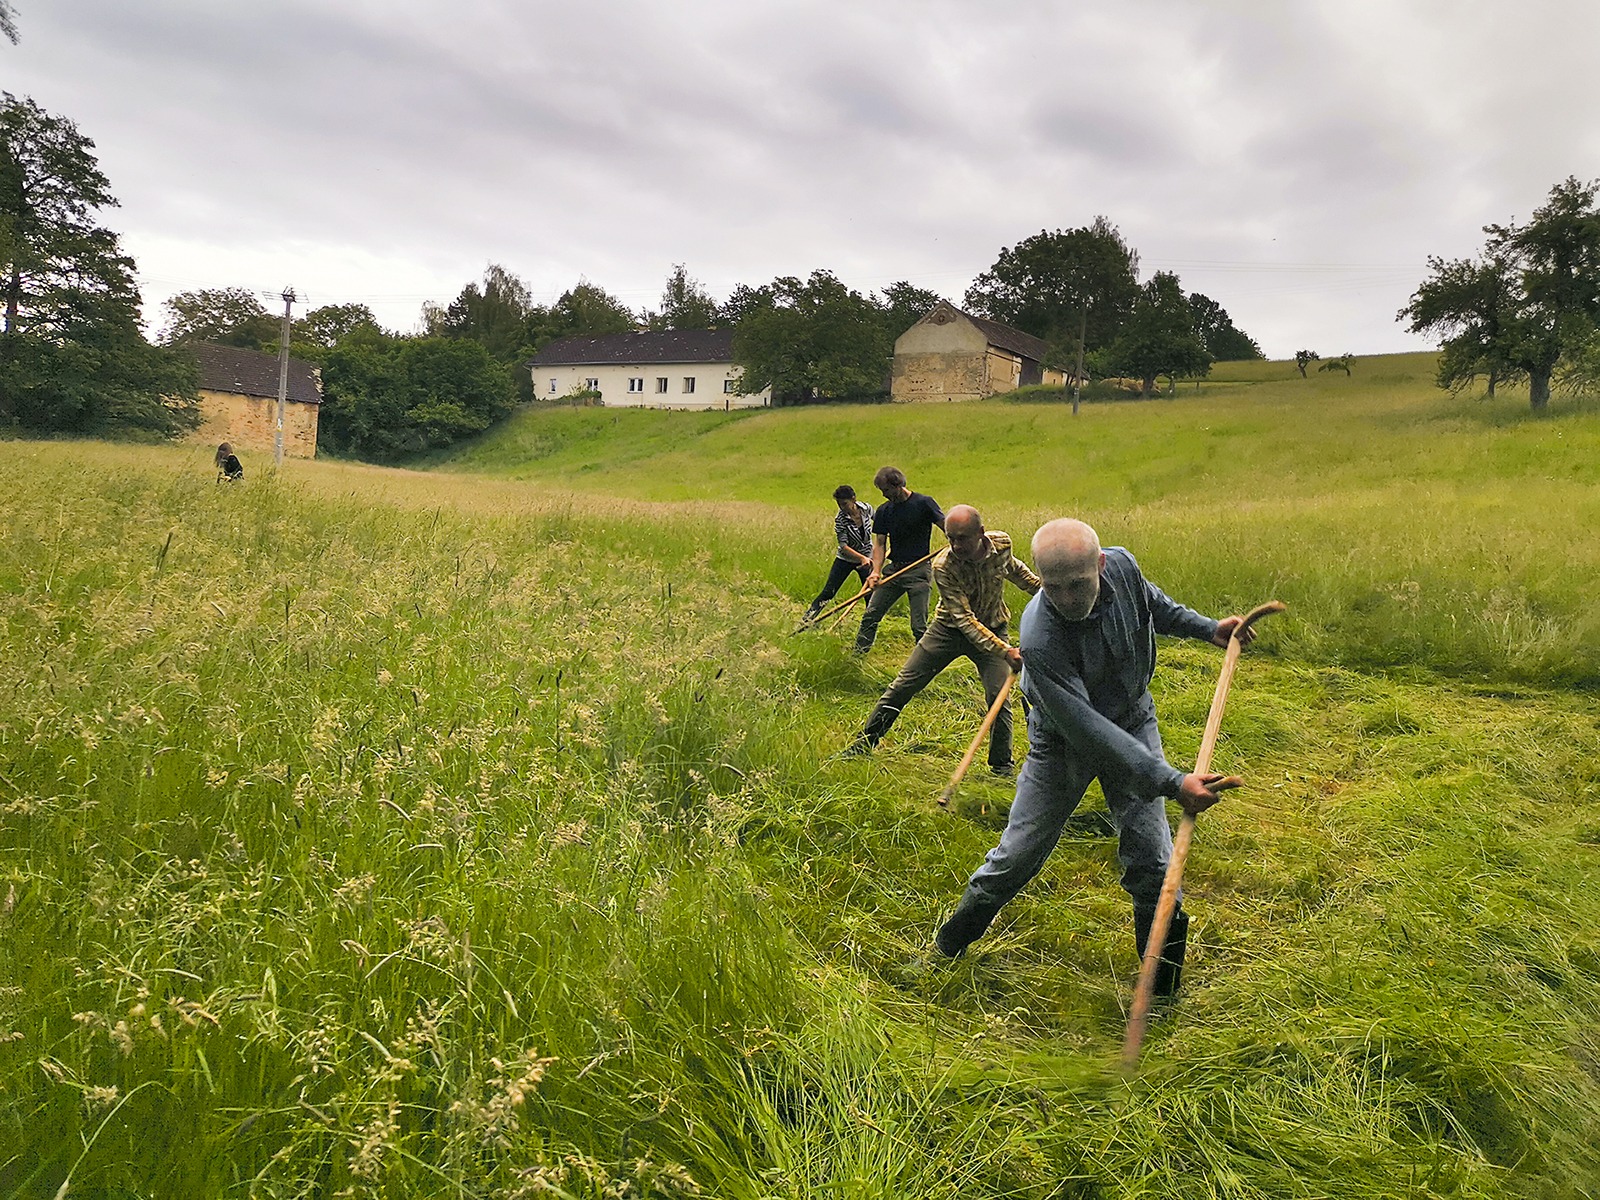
[961,699,1177,916]
[854,561,932,652]
[862,621,1014,770]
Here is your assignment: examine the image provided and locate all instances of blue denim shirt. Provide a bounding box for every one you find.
[1017,547,1219,799]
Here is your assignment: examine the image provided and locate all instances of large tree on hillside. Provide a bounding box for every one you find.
[964,217,1140,351]
[159,286,279,349]
[1402,176,1600,410]
[641,263,719,331]
[732,271,890,401]
[1188,291,1263,361]
[1102,271,1211,397]
[0,92,197,433]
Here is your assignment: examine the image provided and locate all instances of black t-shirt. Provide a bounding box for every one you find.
[873,491,944,562]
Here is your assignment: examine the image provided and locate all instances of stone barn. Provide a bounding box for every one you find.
[189,343,322,458]
[890,301,1065,402]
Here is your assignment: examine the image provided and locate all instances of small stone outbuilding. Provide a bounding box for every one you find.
[189,343,322,458]
[890,301,1065,402]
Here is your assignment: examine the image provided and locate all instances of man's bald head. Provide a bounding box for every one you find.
[945,505,981,535]
[944,504,989,562]
[1032,519,1105,619]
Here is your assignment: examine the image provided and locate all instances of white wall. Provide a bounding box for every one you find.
[532,361,771,410]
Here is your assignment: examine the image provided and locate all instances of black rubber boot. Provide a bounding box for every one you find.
[1134,907,1191,998]
[935,892,1003,958]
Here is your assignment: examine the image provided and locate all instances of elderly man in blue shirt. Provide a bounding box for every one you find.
[934,518,1256,997]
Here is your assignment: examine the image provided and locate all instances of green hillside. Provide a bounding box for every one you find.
[428,353,1600,688]
[4,357,1600,1197]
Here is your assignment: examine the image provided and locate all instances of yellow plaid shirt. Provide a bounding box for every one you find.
[931,531,1042,655]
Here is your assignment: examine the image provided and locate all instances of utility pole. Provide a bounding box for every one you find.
[1071,303,1088,417]
[274,287,297,468]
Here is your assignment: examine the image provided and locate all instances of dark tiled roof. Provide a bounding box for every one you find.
[527,328,734,367]
[192,343,322,404]
[913,301,1050,363]
[963,311,1051,363]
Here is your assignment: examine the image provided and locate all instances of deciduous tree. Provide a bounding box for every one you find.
[0,92,197,433]
[964,217,1140,351]
[294,302,380,350]
[732,271,890,401]
[1402,177,1600,410]
[318,331,514,460]
[434,263,534,361]
[641,264,719,331]
[878,281,945,343]
[1104,271,1210,397]
[1187,292,1263,361]
[159,286,278,349]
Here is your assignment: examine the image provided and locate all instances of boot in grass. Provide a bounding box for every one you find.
[1134,906,1190,997]
[935,891,1002,958]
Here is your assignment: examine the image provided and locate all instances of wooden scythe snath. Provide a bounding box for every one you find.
[1121,600,1286,1069]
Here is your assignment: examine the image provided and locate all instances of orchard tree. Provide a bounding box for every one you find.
[160,286,278,349]
[1104,271,1210,397]
[732,270,890,401]
[1402,176,1600,410]
[0,92,197,433]
[964,217,1140,351]
[641,263,719,331]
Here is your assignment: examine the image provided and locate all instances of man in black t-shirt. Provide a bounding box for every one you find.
[855,466,946,653]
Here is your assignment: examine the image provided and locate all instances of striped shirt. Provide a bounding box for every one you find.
[834,501,874,561]
[930,531,1042,654]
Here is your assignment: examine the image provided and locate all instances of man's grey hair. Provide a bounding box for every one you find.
[1031,518,1101,572]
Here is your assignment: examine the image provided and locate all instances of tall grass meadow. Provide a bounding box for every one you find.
[4,358,1600,1198]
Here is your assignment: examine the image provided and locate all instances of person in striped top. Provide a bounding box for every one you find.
[803,485,875,622]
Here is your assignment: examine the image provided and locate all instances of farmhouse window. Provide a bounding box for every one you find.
[585,378,599,391]
[628,377,644,393]
[548,378,557,394]
[683,377,696,394]
[656,377,669,393]
[723,379,736,393]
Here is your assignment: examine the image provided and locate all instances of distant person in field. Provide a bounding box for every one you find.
[215,443,244,482]
[803,485,875,623]
[845,505,1039,775]
[855,466,945,653]
[933,518,1256,997]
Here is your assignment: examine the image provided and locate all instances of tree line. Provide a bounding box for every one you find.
[4,88,1272,460]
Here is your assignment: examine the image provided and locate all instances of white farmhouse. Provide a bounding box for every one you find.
[526,329,771,410]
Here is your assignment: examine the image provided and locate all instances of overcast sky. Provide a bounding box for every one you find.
[6,0,1598,357]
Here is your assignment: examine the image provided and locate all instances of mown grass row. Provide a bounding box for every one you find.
[2,442,1599,1197]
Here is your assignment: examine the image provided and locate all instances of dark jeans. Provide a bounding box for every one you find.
[809,557,870,611]
[854,561,932,652]
[862,620,1014,769]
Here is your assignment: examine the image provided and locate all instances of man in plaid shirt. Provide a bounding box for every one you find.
[846,505,1040,775]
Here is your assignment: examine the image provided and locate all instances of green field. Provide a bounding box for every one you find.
[4,354,1600,1197]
